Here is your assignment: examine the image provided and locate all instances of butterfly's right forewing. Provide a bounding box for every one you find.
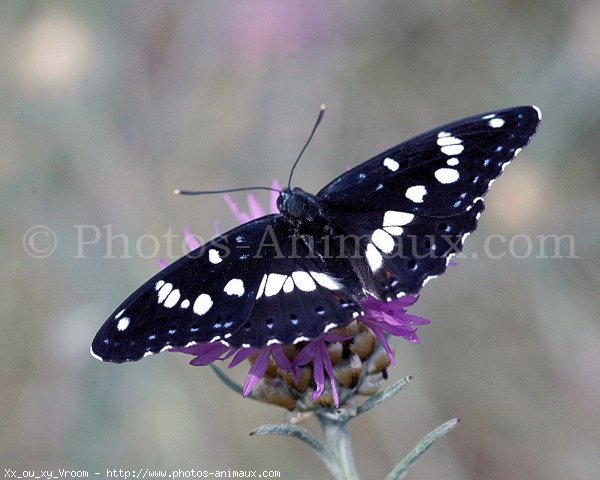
[317,106,541,299]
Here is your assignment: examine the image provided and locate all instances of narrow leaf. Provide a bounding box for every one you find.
[356,376,412,416]
[385,418,460,480]
[251,423,338,472]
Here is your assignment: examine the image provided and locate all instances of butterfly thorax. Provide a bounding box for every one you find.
[277,188,323,223]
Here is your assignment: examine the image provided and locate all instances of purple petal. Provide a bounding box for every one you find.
[177,343,231,366]
[158,258,169,269]
[363,296,417,315]
[183,226,201,251]
[320,342,340,406]
[242,347,271,397]
[247,194,265,219]
[310,349,325,400]
[271,344,293,371]
[228,347,256,368]
[293,341,318,367]
[365,322,396,367]
[224,194,251,223]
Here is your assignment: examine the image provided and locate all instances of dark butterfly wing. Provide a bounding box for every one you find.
[317,106,541,299]
[231,230,364,348]
[91,215,363,362]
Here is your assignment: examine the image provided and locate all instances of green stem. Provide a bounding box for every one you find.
[319,416,361,480]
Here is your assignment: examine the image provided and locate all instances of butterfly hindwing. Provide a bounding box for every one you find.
[231,231,364,347]
[318,106,541,298]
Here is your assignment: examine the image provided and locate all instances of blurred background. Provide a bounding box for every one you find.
[2,1,599,478]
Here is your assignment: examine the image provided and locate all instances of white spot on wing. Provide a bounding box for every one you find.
[366,243,383,271]
[208,249,222,264]
[293,336,311,344]
[143,351,154,358]
[164,289,181,308]
[160,345,173,353]
[438,131,451,137]
[265,273,287,297]
[533,105,542,120]
[446,157,459,166]
[90,346,103,362]
[256,274,267,299]
[383,211,414,227]
[488,117,505,128]
[180,299,190,309]
[157,283,173,303]
[482,113,495,120]
[434,168,460,184]
[155,280,165,291]
[324,323,338,332]
[224,278,245,297]
[514,147,522,157]
[372,228,395,254]
[440,144,464,156]
[115,309,125,319]
[266,339,282,346]
[283,276,294,293]
[383,157,400,172]
[423,275,439,286]
[193,293,213,316]
[292,271,317,292]
[405,185,427,203]
[436,135,462,147]
[310,272,341,290]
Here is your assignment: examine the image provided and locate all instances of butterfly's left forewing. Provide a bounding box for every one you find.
[318,106,541,299]
[92,215,365,361]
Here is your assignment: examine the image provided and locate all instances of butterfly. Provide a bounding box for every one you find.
[91,106,541,363]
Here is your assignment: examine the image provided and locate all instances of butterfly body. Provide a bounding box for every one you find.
[277,187,323,224]
[92,106,541,363]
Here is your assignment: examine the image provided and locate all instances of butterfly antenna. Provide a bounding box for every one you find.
[174,186,281,196]
[287,104,326,189]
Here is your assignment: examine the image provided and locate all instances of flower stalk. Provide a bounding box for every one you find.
[179,183,458,478]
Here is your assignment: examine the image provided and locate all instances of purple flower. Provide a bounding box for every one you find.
[360,296,430,367]
[171,180,430,408]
